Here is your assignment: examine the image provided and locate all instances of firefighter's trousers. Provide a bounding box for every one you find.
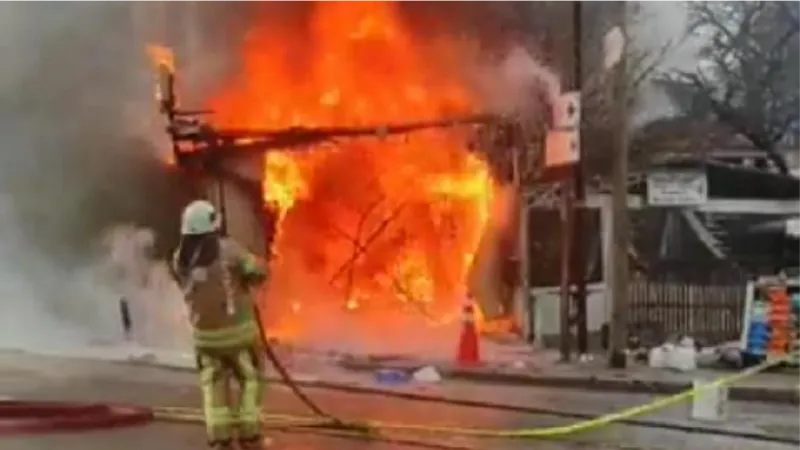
[196,344,263,445]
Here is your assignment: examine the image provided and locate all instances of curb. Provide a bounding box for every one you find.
[338,359,800,406]
[8,347,797,406]
[0,400,153,435]
[134,353,800,409]
[124,352,800,406]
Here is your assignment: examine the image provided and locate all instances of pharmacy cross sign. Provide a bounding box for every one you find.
[544,91,582,168]
[566,102,576,123]
[552,93,580,130]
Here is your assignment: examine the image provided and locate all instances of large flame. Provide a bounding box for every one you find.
[208,1,496,341]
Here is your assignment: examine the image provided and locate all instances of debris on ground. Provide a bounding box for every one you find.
[374,369,410,385]
[646,336,697,372]
[411,366,442,383]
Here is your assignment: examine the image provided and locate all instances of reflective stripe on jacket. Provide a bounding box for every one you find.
[193,308,259,348]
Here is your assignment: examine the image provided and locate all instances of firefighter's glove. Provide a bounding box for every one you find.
[237,255,268,287]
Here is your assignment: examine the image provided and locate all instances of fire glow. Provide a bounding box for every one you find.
[207,2,496,340]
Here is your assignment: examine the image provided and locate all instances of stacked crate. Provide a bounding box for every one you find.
[765,284,791,362]
[741,277,800,367]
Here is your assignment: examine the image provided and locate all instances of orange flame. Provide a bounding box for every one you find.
[145,44,179,167]
[146,44,176,74]
[208,1,495,340]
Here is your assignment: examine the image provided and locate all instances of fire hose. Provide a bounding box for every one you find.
[251,304,373,434]
[153,350,799,442]
[199,308,800,442]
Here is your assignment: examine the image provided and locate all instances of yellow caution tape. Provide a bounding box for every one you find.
[152,353,798,439]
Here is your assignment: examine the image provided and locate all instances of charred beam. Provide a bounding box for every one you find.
[167,113,499,168]
[156,59,502,165]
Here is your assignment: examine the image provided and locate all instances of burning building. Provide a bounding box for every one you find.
[151,1,551,354]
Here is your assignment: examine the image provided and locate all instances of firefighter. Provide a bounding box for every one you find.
[172,199,269,449]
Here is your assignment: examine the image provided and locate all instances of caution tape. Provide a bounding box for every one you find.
[151,352,798,439]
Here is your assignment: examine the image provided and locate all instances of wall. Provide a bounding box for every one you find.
[528,283,607,348]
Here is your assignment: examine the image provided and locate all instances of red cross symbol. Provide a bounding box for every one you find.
[566,101,576,122]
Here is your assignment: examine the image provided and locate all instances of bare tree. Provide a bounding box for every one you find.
[657,1,799,174]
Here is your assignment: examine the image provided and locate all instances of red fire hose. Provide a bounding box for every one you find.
[0,400,152,435]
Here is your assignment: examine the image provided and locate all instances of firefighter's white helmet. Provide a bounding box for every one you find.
[180,199,220,235]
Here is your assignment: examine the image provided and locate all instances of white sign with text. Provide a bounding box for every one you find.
[646,171,709,206]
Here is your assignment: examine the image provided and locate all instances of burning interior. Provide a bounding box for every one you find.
[152,2,546,352]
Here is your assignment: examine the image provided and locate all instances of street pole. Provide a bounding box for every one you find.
[569,0,589,358]
[514,138,533,342]
[558,178,573,361]
[558,0,587,363]
[608,2,630,369]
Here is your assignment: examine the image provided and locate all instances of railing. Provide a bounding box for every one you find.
[628,278,747,347]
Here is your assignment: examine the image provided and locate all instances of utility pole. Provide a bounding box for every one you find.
[569,0,589,358]
[607,2,630,369]
[514,132,533,343]
[558,177,573,361]
[558,0,586,362]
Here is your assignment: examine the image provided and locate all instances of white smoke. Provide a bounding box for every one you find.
[0,2,191,353]
[0,194,107,351]
[473,45,562,118]
[629,2,704,125]
[99,225,192,350]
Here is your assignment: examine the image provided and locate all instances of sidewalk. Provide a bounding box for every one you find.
[336,347,800,405]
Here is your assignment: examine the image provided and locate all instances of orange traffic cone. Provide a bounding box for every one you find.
[456,297,481,367]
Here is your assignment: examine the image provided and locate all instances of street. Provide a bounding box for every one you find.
[0,351,797,450]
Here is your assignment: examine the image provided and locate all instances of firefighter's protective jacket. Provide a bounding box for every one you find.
[174,238,267,349]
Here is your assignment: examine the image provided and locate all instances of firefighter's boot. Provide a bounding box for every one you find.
[209,439,235,450]
[238,435,272,449]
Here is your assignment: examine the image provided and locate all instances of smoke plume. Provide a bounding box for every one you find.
[100,226,192,350]
[0,2,190,351]
[472,46,561,119]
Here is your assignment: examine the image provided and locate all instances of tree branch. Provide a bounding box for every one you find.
[659,1,795,175]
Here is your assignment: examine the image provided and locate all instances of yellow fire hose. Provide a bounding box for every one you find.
[154,346,797,439]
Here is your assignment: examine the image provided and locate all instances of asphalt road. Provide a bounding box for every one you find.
[0,352,796,450]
